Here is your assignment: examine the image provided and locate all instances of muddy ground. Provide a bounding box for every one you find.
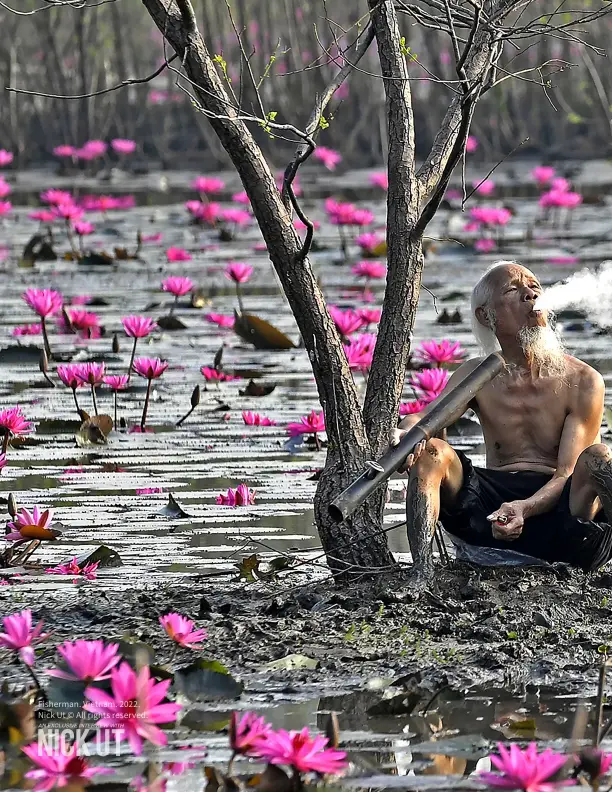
[3,560,610,696]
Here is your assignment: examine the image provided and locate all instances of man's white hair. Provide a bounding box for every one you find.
[470,260,518,353]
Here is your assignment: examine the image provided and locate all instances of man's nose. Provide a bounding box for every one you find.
[522,288,536,302]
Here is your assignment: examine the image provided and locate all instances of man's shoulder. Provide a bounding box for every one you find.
[564,354,604,390]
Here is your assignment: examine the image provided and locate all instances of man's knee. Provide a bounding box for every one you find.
[577,444,612,474]
[412,438,455,479]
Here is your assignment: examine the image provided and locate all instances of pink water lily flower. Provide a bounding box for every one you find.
[29,210,55,223]
[328,306,365,337]
[111,138,137,154]
[473,178,495,196]
[0,406,34,436]
[0,178,11,198]
[230,711,272,755]
[475,238,497,253]
[191,176,225,194]
[352,261,386,279]
[344,341,373,372]
[0,609,49,666]
[12,323,42,336]
[242,411,276,426]
[53,144,76,158]
[57,364,85,390]
[46,557,99,581]
[84,661,182,755]
[40,188,73,205]
[166,247,192,262]
[205,313,234,328]
[479,742,574,792]
[294,218,321,232]
[186,200,220,225]
[356,232,385,255]
[52,203,84,222]
[62,308,101,338]
[400,400,427,415]
[142,232,163,243]
[201,366,235,382]
[133,357,168,379]
[410,368,450,402]
[287,410,325,438]
[220,207,251,226]
[159,612,208,649]
[532,165,556,186]
[0,200,11,216]
[466,135,478,152]
[6,506,55,541]
[357,307,381,326]
[23,288,63,318]
[369,171,388,190]
[232,191,251,205]
[22,738,113,788]
[104,374,129,391]
[313,146,342,170]
[225,262,253,283]
[416,339,465,366]
[81,139,107,158]
[255,726,347,775]
[73,220,95,236]
[162,276,193,296]
[216,483,256,507]
[122,315,157,338]
[47,639,120,682]
[0,149,13,166]
[75,362,106,386]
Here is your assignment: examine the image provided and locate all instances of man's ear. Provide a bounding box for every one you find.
[475,306,491,328]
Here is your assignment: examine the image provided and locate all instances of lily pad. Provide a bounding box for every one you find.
[174,658,243,701]
[156,315,188,331]
[0,345,42,365]
[262,654,319,672]
[233,312,295,350]
[75,415,113,446]
[79,252,114,266]
[238,379,277,397]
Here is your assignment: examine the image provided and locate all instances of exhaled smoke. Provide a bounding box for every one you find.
[536,261,612,327]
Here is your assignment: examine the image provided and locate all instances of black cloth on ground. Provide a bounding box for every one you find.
[438,450,612,571]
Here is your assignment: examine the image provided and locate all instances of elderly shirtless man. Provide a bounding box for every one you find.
[392,261,612,583]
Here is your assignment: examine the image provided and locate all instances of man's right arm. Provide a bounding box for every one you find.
[392,358,484,470]
[398,357,484,431]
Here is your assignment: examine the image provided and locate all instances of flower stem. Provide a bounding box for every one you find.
[41,318,52,361]
[235,283,244,315]
[140,378,152,430]
[314,431,321,451]
[127,337,138,382]
[72,388,82,419]
[114,391,118,429]
[90,384,98,416]
[169,295,179,316]
[1,432,9,455]
[21,659,48,703]
[227,751,237,777]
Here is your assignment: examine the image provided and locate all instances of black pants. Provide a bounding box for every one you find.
[439,451,612,571]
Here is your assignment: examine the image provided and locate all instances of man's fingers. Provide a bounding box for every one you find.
[390,429,403,447]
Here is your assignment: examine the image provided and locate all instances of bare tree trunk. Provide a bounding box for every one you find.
[141,0,395,577]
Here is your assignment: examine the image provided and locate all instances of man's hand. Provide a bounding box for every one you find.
[389,429,427,474]
[487,501,527,540]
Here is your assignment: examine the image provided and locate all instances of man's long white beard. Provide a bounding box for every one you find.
[516,325,566,377]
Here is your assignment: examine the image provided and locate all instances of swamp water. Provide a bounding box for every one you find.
[1,164,612,788]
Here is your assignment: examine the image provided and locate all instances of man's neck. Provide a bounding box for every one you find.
[498,337,532,371]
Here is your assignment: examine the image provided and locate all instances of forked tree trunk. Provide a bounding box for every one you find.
[141,0,395,576]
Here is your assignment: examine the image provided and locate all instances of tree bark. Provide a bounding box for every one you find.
[140,0,395,576]
[363,0,420,459]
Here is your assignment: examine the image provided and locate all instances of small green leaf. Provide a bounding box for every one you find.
[506,631,518,640]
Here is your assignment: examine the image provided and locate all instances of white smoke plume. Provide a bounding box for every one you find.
[536,261,612,327]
